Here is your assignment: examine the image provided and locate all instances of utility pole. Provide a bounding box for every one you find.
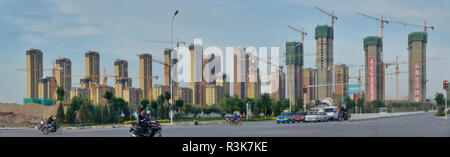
[170,10,180,124]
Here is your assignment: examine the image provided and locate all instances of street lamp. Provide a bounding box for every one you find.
[170,10,179,124]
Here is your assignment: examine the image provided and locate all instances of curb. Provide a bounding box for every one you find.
[349,112,425,122]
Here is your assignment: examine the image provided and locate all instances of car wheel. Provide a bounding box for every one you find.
[277,121,280,124]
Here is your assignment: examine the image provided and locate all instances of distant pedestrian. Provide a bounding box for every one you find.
[194,119,199,125]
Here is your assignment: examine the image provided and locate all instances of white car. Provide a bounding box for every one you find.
[324,107,338,120]
[318,112,329,122]
[305,111,320,122]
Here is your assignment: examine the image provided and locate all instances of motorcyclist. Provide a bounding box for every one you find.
[233,112,239,122]
[46,114,55,131]
[138,107,148,134]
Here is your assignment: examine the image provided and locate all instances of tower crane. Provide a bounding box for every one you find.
[315,7,338,28]
[389,20,434,34]
[287,25,308,44]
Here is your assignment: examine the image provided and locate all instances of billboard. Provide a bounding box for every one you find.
[368,58,376,101]
[414,63,421,102]
[348,84,361,95]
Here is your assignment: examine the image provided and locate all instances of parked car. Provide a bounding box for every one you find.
[318,112,329,122]
[277,112,295,124]
[304,111,319,122]
[324,106,338,120]
[295,111,306,122]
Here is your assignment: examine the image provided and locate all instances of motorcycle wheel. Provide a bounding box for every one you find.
[154,131,162,137]
[56,127,62,135]
[43,128,49,135]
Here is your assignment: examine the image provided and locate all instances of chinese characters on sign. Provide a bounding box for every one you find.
[414,63,421,102]
[368,58,376,101]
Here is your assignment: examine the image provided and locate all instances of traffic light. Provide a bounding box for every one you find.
[444,80,449,90]
[303,86,308,94]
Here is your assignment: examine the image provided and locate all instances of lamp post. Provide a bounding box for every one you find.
[170,10,179,124]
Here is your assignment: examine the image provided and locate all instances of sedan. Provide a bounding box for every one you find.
[277,112,295,124]
[295,111,306,122]
[304,111,319,122]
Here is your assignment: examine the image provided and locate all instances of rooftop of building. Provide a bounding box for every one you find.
[408,32,428,44]
[315,25,333,39]
[363,36,382,48]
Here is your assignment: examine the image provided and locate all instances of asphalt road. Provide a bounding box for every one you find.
[1,112,449,137]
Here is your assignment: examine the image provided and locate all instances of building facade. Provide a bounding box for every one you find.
[286,42,303,105]
[364,36,385,102]
[270,71,285,101]
[175,87,193,105]
[56,57,71,104]
[85,51,100,84]
[139,53,152,100]
[302,68,317,104]
[315,25,334,99]
[334,64,349,98]
[408,32,427,103]
[234,48,249,100]
[26,49,43,99]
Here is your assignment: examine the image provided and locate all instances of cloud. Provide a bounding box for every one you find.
[20,34,45,45]
[55,26,102,36]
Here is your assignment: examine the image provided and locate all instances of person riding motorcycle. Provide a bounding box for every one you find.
[138,108,148,134]
[233,112,239,122]
[46,114,55,131]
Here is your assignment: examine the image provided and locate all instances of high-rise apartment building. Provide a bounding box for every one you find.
[408,32,427,103]
[302,68,317,104]
[56,57,71,104]
[334,64,349,98]
[364,36,385,102]
[271,71,285,101]
[315,25,334,99]
[286,42,303,105]
[139,53,152,100]
[234,48,249,100]
[85,51,100,84]
[26,49,43,99]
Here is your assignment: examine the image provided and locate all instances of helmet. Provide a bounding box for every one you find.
[49,114,52,118]
[234,111,236,114]
[146,110,150,114]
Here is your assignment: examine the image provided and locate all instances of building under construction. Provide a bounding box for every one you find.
[234,48,249,100]
[364,36,385,102]
[315,25,334,99]
[139,53,152,100]
[334,64,349,98]
[408,32,427,103]
[271,71,285,101]
[303,68,317,104]
[286,41,303,105]
[56,57,71,104]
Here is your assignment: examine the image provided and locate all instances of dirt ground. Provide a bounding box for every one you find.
[0,103,59,128]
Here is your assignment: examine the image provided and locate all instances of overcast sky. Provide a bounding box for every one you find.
[1,0,449,104]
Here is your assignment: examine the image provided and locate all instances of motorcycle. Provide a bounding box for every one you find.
[39,120,62,135]
[226,115,241,126]
[129,118,162,137]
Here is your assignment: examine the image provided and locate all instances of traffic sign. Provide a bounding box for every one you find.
[348,84,361,95]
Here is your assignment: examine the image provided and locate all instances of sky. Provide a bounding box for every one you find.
[1,0,449,104]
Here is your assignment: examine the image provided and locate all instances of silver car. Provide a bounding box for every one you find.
[305,111,320,122]
[318,112,329,122]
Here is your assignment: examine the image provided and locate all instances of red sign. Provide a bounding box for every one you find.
[355,93,359,101]
[414,63,421,102]
[368,58,376,101]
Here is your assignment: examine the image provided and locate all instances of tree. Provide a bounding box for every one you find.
[435,93,444,106]
[271,99,289,116]
[70,96,84,111]
[56,86,65,106]
[103,90,114,105]
[95,106,103,124]
[56,103,65,123]
[140,99,150,110]
[175,99,184,119]
[257,94,272,116]
[65,106,76,123]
